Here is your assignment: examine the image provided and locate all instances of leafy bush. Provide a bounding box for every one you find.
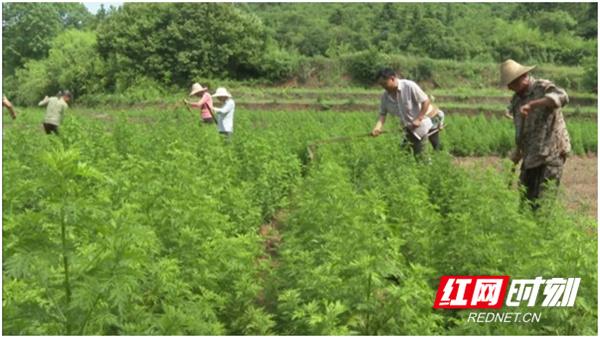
[342,50,387,85]
[8,60,54,106]
[9,30,104,105]
[96,3,277,86]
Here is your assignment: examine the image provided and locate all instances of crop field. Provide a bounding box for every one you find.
[3,1,598,335]
[82,87,599,120]
[2,100,597,335]
[454,155,597,217]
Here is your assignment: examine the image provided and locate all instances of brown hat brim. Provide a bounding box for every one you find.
[504,65,536,86]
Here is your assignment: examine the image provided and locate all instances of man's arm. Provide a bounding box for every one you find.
[520,82,568,117]
[408,81,430,128]
[38,96,50,106]
[371,114,386,136]
[519,97,556,117]
[215,100,234,116]
[412,99,431,128]
[186,93,211,108]
[372,97,387,136]
[186,100,201,108]
[3,96,17,119]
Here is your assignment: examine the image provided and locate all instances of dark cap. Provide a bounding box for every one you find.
[375,68,397,81]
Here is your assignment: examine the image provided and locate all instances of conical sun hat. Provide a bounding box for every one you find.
[212,87,232,98]
[189,83,208,96]
[500,59,536,86]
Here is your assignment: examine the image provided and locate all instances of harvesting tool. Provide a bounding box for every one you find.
[182,99,218,125]
[207,106,218,125]
[182,99,192,113]
[305,124,446,162]
[170,99,191,121]
[506,111,525,188]
[306,132,381,162]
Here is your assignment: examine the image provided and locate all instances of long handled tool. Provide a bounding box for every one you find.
[306,124,447,162]
[507,111,525,188]
[182,99,192,113]
[183,99,218,125]
[168,99,189,121]
[208,106,218,125]
[306,132,382,162]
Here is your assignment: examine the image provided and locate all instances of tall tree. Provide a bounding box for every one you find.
[2,2,93,75]
[96,3,275,86]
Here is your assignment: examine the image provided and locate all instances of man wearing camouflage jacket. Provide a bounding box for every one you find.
[501,59,571,206]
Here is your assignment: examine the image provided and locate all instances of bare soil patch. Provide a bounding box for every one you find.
[454,155,597,218]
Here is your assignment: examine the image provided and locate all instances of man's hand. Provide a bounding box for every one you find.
[371,128,383,137]
[519,103,532,117]
[411,118,422,129]
[372,116,385,137]
[510,149,522,164]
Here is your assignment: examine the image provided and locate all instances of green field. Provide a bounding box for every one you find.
[3,2,598,335]
[3,105,597,335]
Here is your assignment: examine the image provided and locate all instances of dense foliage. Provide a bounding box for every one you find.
[8,30,105,105]
[2,2,597,103]
[95,3,290,88]
[3,106,597,335]
[248,3,597,64]
[1,2,93,76]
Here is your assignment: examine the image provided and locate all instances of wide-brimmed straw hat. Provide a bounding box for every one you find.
[500,59,536,86]
[212,87,232,98]
[189,83,208,96]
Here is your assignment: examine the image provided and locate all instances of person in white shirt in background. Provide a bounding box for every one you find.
[212,87,235,138]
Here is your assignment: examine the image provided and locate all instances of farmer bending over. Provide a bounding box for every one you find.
[185,83,214,124]
[371,68,444,157]
[39,90,72,135]
[212,87,235,138]
[501,59,571,207]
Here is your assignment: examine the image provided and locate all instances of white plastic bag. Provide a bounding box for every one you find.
[411,116,433,140]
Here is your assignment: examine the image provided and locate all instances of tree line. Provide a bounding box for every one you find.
[2,2,597,105]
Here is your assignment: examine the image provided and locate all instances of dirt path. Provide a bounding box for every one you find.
[454,155,597,218]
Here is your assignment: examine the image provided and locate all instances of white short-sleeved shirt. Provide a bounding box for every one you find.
[379,79,429,128]
[215,98,235,133]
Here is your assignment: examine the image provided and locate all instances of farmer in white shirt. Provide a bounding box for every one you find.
[371,68,444,156]
[212,87,235,137]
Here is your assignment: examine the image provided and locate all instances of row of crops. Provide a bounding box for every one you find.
[6,106,597,157]
[230,88,598,118]
[79,87,598,120]
[2,107,597,334]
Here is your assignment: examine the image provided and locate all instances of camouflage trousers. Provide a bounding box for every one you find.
[519,157,566,205]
